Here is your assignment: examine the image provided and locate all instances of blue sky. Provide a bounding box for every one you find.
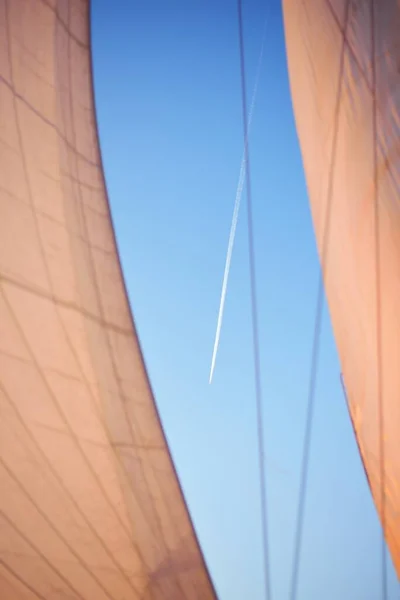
[91,1,398,598]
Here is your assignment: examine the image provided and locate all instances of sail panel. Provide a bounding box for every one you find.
[282,0,400,575]
[0,0,216,598]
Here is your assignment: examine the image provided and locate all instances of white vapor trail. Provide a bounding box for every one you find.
[209,22,268,384]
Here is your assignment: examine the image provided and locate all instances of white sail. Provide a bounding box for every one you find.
[0,1,216,597]
[282,0,400,576]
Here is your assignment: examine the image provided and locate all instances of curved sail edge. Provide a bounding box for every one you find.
[282,0,400,576]
[0,0,216,598]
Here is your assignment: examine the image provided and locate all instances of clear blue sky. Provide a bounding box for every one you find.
[91,1,398,598]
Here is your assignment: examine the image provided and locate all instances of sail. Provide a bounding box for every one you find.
[0,0,216,598]
[282,0,400,576]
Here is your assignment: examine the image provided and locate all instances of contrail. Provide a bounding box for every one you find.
[209,21,268,384]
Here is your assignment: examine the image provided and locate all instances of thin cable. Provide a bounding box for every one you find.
[371,0,388,596]
[288,3,351,599]
[236,2,272,599]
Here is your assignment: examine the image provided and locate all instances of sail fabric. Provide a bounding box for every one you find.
[282,0,400,576]
[0,0,216,598]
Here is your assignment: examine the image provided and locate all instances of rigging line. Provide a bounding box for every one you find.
[236,2,271,599]
[288,2,351,599]
[371,0,387,597]
[209,13,269,384]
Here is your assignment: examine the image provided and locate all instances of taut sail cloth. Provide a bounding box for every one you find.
[283,0,400,577]
[0,0,216,598]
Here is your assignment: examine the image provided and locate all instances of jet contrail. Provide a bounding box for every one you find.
[209,21,268,384]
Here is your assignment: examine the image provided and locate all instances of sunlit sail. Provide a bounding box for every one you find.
[0,0,216,597]
[282,0,400,578]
